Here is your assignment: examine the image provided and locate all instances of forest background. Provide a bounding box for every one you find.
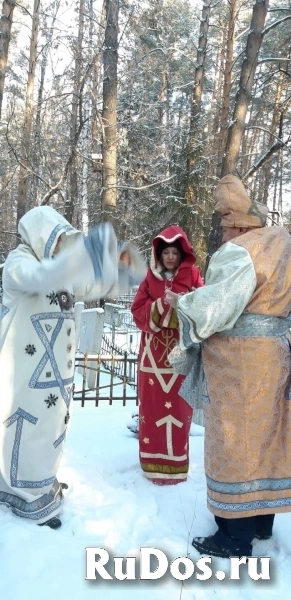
[0,0,290,272]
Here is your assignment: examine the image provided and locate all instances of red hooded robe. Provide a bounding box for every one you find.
[131,226,203,484]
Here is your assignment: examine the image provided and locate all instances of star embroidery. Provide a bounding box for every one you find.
[46,292,58,305]
[139,415,145,424]
[25,344,37,356]
[143,437,150,444]
[45,393,58,408]
[165,402,172,409]
[149,378,154,385]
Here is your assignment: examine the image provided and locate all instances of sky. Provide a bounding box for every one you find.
[1,367,291,600]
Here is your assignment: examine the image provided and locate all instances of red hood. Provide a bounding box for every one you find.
[151,226,195,274]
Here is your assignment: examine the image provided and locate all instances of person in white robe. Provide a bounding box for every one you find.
[0,206,145,528]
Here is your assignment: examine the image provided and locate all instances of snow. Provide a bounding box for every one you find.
[1,375,291,597]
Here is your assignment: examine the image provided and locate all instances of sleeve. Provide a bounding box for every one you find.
[73,226,146,301]
[131,277,178,334]
[177,242,257,348]
[3,235,96,297]
[192,266,204,289]
[4,223,145,301]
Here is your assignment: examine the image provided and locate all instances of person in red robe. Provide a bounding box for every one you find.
[131,225,203,484]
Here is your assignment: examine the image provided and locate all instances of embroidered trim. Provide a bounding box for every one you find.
[207,475,291,495]
[44,224,74,258]
[83,224,105,279]
[208,494,291,512]
[140,451,187,461]
[0,488,62,519]
[144,472,187,480]
[141,463,189,474]
[53,430,66,448]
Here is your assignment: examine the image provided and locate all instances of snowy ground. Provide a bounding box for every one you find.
[1,390,291,599]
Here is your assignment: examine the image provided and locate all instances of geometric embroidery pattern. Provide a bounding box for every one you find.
[207,475,291,495]
[140,333,178,394]
[29,312,74,407]
[3,407,55,489]
[208,494,291,512]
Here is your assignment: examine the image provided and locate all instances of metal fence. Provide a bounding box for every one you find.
[74,353,138,406]
[117,294,136,309]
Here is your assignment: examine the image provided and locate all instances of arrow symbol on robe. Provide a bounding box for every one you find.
[4,408,38,487]
[3,408,54,489]
[155,414,183,457]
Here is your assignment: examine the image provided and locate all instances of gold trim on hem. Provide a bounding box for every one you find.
[141,462,189,474]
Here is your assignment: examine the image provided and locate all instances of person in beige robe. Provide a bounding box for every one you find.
[166,175,291,557]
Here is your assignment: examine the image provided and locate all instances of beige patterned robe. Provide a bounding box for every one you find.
[177,226,291,518]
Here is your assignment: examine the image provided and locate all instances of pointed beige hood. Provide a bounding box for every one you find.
[214,175,268,228]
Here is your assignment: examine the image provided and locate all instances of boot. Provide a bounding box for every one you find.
[192,531,252,558]
[38,517,62,529]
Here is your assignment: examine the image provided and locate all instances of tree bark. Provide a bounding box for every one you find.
[221,0,269,177]
[184,0,211,206]
[218,0,238,155]
[101,0,119,230]
[17,0,40,223]
[32,0,59,203]
[261,71,284,205]
[64,0,85,224]
[0,0,16,120]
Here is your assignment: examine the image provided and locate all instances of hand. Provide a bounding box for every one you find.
[164,290,180,308]
[119,250,131,266]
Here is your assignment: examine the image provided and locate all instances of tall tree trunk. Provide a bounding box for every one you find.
[184,0,211,206]
[262,71,284,205]
[206,0,269,269]
[218,0,238,156]
[209,23,227,175]
[81,0,94,235]
[221,0,269,176]
[64,0,85,224]
[0,0,16,120]
[17,0,40,222]
[32,0,59,203]
[101,0,119,230]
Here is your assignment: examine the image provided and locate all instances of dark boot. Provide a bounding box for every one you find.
[38,517,62,529]
[192,530,252,558]
[254,514,274,540]
[60,482,69,490]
